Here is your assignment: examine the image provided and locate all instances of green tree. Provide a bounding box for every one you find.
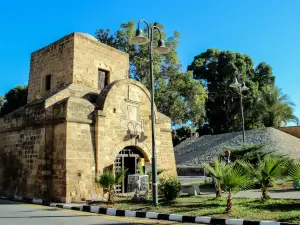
[256,85,298,127]
[240,156,286,200]
[203,159,226,197]
[172,126,194,146]
[0,85,28,117]
[222,162,251,213]
[95,21,207,126]
[188,49,275,134]
[96,169,127,203]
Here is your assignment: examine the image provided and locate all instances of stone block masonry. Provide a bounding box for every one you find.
[0,32,177,202]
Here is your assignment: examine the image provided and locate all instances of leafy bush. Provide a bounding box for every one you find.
[159,177,181,201]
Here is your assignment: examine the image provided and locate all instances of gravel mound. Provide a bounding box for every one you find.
[174,127,300,167]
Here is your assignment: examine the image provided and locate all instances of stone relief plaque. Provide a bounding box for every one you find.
[127,104,138,121]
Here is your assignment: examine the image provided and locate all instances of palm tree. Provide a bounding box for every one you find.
[97,169,127,203]
[222,162,251,213]
[289,161,300,187]
[239,156,286,200]
[256,86,298,127]
[203,159,227,197]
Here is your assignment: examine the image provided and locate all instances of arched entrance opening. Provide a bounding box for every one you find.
[114,146,147,193]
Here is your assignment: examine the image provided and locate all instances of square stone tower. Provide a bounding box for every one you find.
[27,33,129,102]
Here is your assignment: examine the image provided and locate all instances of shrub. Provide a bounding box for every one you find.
[159,177,181,201]
[96,169,127,203]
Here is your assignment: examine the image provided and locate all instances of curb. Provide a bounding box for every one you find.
[0,196,298,225]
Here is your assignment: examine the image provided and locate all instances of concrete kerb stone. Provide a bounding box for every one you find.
[0,196,299,225]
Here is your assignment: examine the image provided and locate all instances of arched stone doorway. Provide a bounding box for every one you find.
[114,146,147,193]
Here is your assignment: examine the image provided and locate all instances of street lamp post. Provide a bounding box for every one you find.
[130,19,170,206]
[229,78,249,143]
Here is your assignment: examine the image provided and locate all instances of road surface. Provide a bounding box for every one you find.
[0,199,184,225]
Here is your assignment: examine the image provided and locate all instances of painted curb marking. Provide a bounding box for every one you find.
[0,196,299,225]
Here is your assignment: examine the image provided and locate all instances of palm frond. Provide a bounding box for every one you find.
[115,169,127,185]
[204,159,220,179]
[289,162,300,181]
[222,162,251,193]
[98,171,115,190]
[137,162,144,175]
[157,168,165,175]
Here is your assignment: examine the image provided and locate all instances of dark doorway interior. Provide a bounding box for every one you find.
[123,157,136,192]
[114,147,144,193]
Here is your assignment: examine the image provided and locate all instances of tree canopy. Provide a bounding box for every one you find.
[0,85,28,117]
[95,21,207,126]
[187,48,290,134]
[256,85,299,127]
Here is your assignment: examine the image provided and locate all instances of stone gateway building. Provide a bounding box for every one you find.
[0,33,177,202]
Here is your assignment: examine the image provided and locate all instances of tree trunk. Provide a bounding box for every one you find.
[226,191,232,213]
[262,187,270,200]
[108,186,114,203]
[216,183,222,198]
[108,189,111,203]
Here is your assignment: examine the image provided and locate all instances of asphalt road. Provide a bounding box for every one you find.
[0,199,183,225]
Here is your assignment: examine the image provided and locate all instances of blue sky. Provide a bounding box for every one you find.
[0,0,299,121]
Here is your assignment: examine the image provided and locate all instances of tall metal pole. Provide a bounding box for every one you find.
[149,27,158,206]
[239,87,246,142]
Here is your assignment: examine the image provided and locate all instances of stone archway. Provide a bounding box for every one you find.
[114,146,147,193]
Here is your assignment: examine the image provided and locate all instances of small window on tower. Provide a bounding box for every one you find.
[98,69,109,90]
[45,75,51,91]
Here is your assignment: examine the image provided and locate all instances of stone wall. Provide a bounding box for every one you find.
[73,33,129,89]
[0,106,47,198]
[51,123,67,202]
[27,33,129,104]
[1,32,176,203]
[0,79,177,202]
[156,113,177,176]
[279,126,300,139]
[65,97,96,202]
[95,79,177,176]
[28,34,74,103]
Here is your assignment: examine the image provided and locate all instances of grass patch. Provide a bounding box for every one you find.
[96,196,300,223]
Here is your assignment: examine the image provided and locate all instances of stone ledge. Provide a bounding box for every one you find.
[95,110,106,117]
[66,118,92,124]
[160,128,172,133]
[0,118,68,133]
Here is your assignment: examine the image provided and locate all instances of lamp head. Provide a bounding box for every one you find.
[130,29,149,45]
[241,82,249,91]
[229,78,242,88]
[154,39,170,54]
